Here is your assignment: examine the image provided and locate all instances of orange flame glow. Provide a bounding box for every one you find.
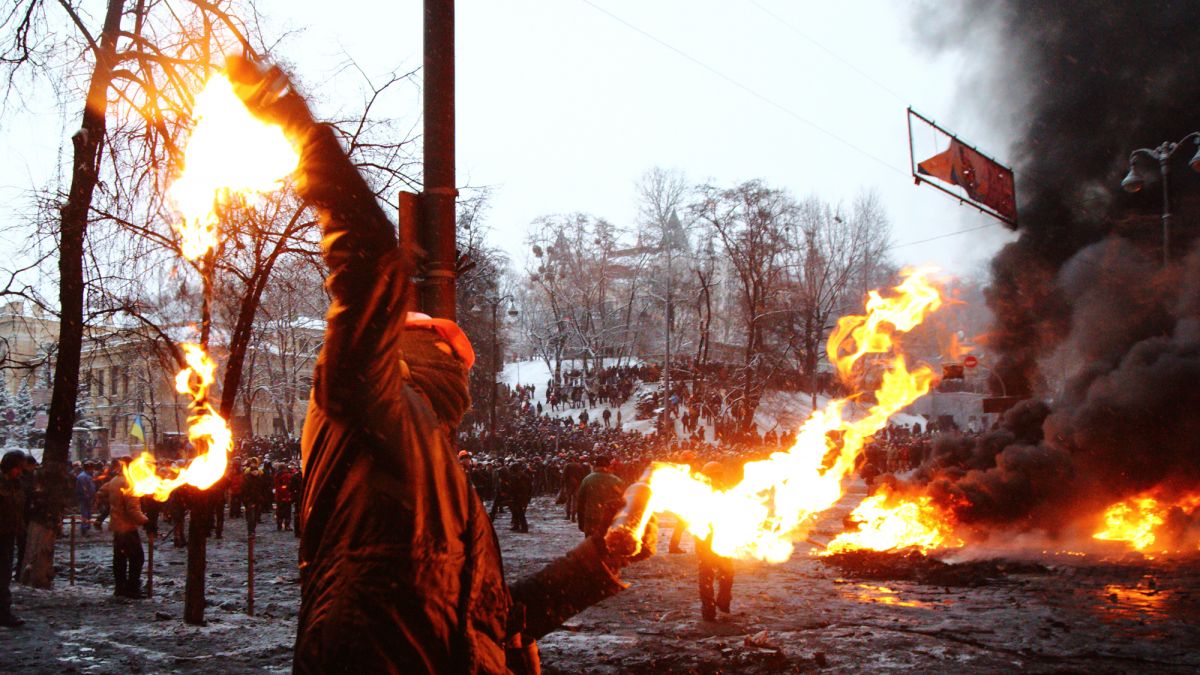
[1093,492,1200,552]
[828,269,943,381]
[824,489,963,555]
[642,269,943,562]
[123,344,232,501]
[169,72,299,260]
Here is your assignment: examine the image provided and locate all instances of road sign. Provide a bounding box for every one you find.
[963,355,979,369]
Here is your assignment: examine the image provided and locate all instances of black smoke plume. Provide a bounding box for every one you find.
[902,1,1200,533]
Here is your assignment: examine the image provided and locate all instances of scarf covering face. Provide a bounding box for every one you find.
[399,323,473,429]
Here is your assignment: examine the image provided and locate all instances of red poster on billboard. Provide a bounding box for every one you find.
[908,108,1018,227]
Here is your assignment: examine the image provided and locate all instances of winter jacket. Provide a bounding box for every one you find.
[576,471,625,537]
[75,471,96,504]
[0,474,23,536]
[97,474,148,535]
[232,67,630,675]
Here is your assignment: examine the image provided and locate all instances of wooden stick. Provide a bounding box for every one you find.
[146,528,154,598]
[247,530,255,617]
[69,516,76,586]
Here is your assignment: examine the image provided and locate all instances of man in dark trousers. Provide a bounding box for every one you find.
[227,56,655,674]
[96,458,149,598]
[696,462,735,621]
[561,459,590,522]
[509,464,533,533]
[0,451,26,627]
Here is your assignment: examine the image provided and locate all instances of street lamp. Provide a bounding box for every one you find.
[475,292,517,452]
[1120,132,1200,266]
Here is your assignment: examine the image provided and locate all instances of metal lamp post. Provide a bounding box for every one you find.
[482,293,517,452]
[1120,132,1200,267]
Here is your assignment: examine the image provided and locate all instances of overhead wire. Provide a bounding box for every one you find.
[576,0,1020,249]
[889,222,1008,250]
[576,0,907,178]
[747,0,910,106]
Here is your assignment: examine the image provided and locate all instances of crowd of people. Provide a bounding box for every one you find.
[0,365,947,629]
[0,433,308,625]
[543,364,654,412]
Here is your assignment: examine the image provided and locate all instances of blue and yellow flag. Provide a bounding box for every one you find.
[129,414,147,448]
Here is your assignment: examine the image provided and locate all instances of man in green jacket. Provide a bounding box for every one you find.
[576,456,626,539]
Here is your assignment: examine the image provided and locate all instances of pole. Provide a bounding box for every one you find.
[490,302,498,452]
[146,529,154,598]
[69,516,75,586]
[247,527,255,617]
[663,227,672,433]
[1160,157,1171,267]
[419,0,457,319]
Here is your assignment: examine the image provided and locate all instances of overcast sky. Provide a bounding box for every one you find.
[1,0,1019,279]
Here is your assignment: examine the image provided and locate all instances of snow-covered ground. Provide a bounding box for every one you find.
[7,493,1199,672]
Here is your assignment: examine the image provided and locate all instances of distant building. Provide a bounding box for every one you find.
[0,300,319,461]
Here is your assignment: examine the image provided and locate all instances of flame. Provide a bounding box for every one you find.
[1092,492,1200,552]
[946,332,974,362]
[824,489,963,555]
[169,72,300,260]
[642,269,943,562]
[827,269,943,381]
[123,344,232,501]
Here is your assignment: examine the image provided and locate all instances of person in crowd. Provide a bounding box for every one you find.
[560,459,590,522]
[575,456,625,539]
[228,458,244,519]
[92,459,120,531]
[96,457,149,598]
[274,463,295,531]
[288,466,303,539]
[695,461,735,621]
[0,451,26,627]
[242,458,267,526]
[75,463,96,535]
[490,464,512,523]
[167,480,189,548]
[509,463,532,533]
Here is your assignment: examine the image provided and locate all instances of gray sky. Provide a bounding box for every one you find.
[1,0,1019,278]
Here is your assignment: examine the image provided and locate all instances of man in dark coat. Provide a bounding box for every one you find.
[227,57,655,674]
[1,451,27,627]
[575,457,625,539]
[695,462,734,621]
[560,461,590,522]
[508,464,533,533]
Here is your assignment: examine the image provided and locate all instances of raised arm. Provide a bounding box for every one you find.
[227,56,408,422]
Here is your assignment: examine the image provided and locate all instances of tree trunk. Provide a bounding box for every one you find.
[25,0,125,589]
[184,489,214,625]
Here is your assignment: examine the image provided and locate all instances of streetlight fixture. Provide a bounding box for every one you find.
[1120,132,1200,266]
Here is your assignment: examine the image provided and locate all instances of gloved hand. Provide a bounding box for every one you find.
[224,54,315,135]
[598,509,658,570]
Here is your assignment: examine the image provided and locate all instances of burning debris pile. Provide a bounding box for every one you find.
[844,1,1200,555]
[821,549,1047,587]
[630,3,1200,558]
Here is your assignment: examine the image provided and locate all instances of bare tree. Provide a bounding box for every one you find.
[690,179,794,431]
[780,190,893,407]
